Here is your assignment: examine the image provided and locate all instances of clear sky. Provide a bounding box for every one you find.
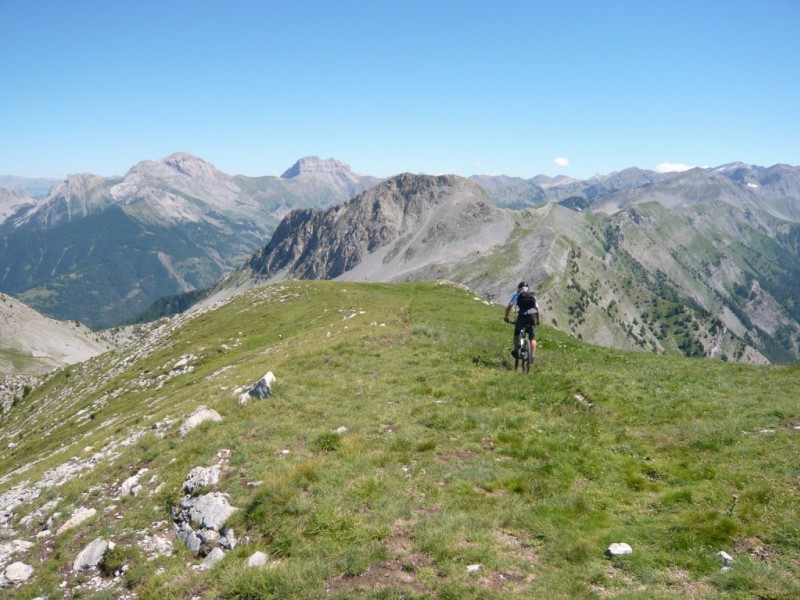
[2,0,798,180]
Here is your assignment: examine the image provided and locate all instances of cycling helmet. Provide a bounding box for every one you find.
[517,281,528,290]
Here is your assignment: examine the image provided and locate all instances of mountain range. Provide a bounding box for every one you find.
[0,154,380,327]
[213,164,800,364]
[2,155,800,364]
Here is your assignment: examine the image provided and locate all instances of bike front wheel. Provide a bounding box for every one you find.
[521,338,532,373]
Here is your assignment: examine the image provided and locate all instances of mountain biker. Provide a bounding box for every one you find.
[504,282,540,360]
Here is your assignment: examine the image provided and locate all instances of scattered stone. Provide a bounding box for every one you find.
[606,543,633,557]
[175,523,203,556]
[335,426,348,435]
[467,563,483,573]
[181,492,237,531]
[220,527,237,550]
[183,465,221,493]
[120,468,149,496]
[201,547,225,570]
[139,534,173,558]
[717,550,735,566]
[247,551,269,567]
[56,507,97,534]
[73,538,112,571]
[179,406,223,437]
[239,372,276,405]
[198,529,220,546]
[0,539,33,564]
[1,561,33,586]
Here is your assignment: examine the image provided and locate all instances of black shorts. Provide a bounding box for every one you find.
[514,315,537,339]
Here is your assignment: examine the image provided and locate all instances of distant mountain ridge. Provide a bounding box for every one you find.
[0,153,380,327]
[2,155,799,363]
[217,164,800,363]
[0,175,60,199]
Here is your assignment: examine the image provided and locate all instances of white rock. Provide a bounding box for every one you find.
[247,551,269,567]
[140,534,173,557]
[183,465,221,493]
[2,561,33,585]
[73,538,110,571]
[56,507,97,534]
[179,407,223,437]
[201,547,225,570]
[335,426,348,435]
[717,550,734,566]
[120,468,149,496]
[0,539,34,556]
[606,542,633,557]
[181,492,237,531]
[466,563,483,573]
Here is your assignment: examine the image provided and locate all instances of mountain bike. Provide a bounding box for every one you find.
[515,328,533,373]
[506,320,534,373]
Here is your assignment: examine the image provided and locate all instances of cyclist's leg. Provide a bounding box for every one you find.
[523,323,533,351]
[512,319,524,357]
[530,326,537,358]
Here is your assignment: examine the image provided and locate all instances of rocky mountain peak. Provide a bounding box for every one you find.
[161,153,219,179]
[240,172,507,284]
[281,156,355,179]
[50,173,107,195]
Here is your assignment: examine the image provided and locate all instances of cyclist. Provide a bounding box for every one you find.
[504,281,540,360]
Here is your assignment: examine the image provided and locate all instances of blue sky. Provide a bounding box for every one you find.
[1,0,798,180]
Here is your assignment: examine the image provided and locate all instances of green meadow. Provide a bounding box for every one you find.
[1,280,798,599]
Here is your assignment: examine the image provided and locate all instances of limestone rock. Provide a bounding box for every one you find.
[202,547,225,570]
[0,539,34,564]
[606,542,633,557]
[140,534,173,558]
[175,523,202,556]
[181,492,237,531]
[73,537,112,571]
[179,406,222,437]
[717,550,734,566]
[56,506,97,534]
[239,372,276,405]
[120,468,149,496]
[247,550,269,567]
[183,465,221,493]
[2,561,34,586]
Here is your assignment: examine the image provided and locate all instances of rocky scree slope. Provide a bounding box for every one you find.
[0,293,111,378]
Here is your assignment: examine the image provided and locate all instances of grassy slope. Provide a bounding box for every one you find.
[1,281,799,599]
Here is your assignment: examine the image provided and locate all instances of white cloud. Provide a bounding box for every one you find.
[554,157,569,167]
[655,162,694,173]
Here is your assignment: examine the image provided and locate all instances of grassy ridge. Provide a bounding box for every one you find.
[1,281,799,599]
